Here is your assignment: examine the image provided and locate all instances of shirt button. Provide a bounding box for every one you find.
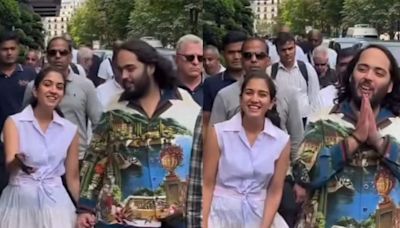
[363,183,369,190]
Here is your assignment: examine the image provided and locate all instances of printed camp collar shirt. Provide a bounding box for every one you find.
[293,101,400,228]
[78,87,200,227]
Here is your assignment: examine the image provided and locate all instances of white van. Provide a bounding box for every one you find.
[346,24,378,39]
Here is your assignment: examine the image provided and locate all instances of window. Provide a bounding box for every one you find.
[55,24,57,29]
[61,17,64,22]
[48,25,51,29]
[264,7,267,12]
[257,7,260,12]
[55,31,58,36]
[272,0,274,4]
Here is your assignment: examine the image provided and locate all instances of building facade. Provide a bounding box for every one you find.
[250,0,282,34]
[41,0,86,45]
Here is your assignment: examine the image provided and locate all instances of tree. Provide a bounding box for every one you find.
[342,0,400,38]
[69,0,135,47]
[203,0,254,48]
[0,0,44,50]
[127,0,202,47]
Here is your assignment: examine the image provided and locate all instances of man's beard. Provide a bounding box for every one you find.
[350,77,389,110]
[120,68,151,101]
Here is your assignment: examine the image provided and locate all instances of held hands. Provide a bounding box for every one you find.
[76,213,96,228]
[352,95,383,150]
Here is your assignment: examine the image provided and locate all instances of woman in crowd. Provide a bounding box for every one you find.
[203,71,290,228]
[0,66,80,227]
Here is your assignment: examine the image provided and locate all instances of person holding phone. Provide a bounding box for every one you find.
[0,66,80,228]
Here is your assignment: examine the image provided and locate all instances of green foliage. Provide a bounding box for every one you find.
[0,1,44,50]
[127,0,202,47]
[203,0,254,48]
[69,0,135,47]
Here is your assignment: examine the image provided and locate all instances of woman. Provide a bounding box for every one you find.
[0,66,80,228]
[203,71,290,228]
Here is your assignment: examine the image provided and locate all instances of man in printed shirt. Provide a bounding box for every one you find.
[77,39,200,228]
[292,45,400,228]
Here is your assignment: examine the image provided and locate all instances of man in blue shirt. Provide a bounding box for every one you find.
[0,32,36,195]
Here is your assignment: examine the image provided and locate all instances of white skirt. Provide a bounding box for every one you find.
[208,194,289,228]
[0,183,77,228]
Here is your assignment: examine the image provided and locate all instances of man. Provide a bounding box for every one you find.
[336,46,359,85]
[202,30,247,129]
[268,25,309,64]
[63,33,86,77]
[203,45,225,77]
[96,44,123,110]
[293,45,400,227]
[267,32,320,127]
[312,45,337,89]
[210,37,304,227]
[77,39,200,228]
[77,46,94,75]
[176,34,203,106]
[306,29,337,69]
[0,32,36,194]
[25,49,41,73]
[23,37,102,161]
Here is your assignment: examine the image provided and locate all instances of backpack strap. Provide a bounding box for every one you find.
[70,63,79,75]
[271,62,279,80]
[297,60,309,87]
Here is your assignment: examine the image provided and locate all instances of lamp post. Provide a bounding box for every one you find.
[189,7,199,34]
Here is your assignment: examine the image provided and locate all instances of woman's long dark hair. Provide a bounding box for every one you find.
[240,71,281,128]
[336,44,400,115]
[30,66,66,117]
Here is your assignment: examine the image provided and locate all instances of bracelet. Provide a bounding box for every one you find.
[350,133,362,144]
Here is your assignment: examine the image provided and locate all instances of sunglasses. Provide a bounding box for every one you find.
[47,49,70,57]
[177,53,203,62]
[242,52,268,60]
[314,63,328,67]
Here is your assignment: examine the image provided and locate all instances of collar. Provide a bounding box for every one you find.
[221,70,239,82]
[330,100,395,127]
[178,76,203,92]
[19,105,65,126]
[222,112,279,139]
[122,87,183,104]
[0,64,24,77]
[278,61,299,71]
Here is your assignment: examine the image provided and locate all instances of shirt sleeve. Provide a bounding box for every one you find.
[209,92,228,124]
[306,63,321,114]
[292,120,347,189]
[22,81,34,108]
[97,59,112,80]
[78,112,111,214]
[285,91,305,162]
[85,80,103,126]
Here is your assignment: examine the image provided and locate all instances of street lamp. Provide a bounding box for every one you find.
[189,7,199,34]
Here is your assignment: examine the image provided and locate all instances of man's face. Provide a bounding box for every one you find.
[309,33,322,49]
[336,56,354,76]
[223,42,243,71]
[176,42,203,79]
[47,39,72,72]
[313,55,329,76]
[26,51,39,67]
[350,48,393,109]
[0,40,19,65]
[117,49,153,100]
[241,40,270,73]
[277,41,296,66]
[203,49,220,75]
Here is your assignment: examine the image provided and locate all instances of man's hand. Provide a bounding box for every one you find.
[15,153,36,174]
[76,213,96,228]
[365,96,385,150]
[293,183,307,203]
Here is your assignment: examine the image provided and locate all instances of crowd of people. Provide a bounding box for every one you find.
[0,23,399,228]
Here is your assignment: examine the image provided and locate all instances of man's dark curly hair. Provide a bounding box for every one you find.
[336,44,400,115]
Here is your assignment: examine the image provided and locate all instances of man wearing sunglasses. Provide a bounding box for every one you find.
[0,32,37,195]
[176,34,204,106]
[23,37,102,162]
[210,37,304,227]
[312,45,337,89]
